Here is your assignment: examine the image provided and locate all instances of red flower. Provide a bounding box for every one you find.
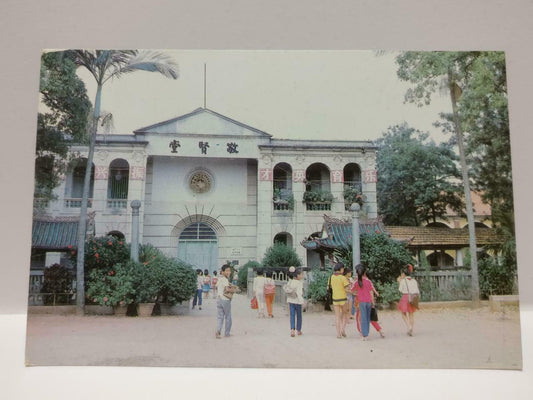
[119,301,124,306]
[67,245,72,249]
[95,253,99,258]
[71,251,75,255]
[103,297,108,302]
[119,241,123,245]
[93,298,98,303]
[108,241,112,246]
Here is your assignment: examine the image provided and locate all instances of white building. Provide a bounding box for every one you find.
[38,107,378,271]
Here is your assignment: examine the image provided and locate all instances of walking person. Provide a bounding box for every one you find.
[203,269,211,299]
[192,269,204,310]
[355,284,385,338]
[264,270,276,318]
[328,262,351,339]
[286,267,305,337]
[216,264,240,338]
[398,264,420,336]
[211,270,219,297]
[351,264,375,341]
[253,268,267,318]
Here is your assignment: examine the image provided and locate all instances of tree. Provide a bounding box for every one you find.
[376,123,463,225]
[395,51,508,305]
[261,243,303,268]
[71,50,179,314]
[35,52,91,206]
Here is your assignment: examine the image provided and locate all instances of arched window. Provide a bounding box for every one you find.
[107,231,125,240]
[304,163,331,211]
[426,222,451,228]
[65,158,94,208]
[305,163,331,192]
[343,163,361,192]
[273,163,293,211]
[107,159,129,208]
[274,232,293,248]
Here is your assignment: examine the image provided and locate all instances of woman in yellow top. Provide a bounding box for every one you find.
[328,262,351,338]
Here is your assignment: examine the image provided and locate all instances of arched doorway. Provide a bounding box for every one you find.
[274,232,293,248]
[177,222,218,271]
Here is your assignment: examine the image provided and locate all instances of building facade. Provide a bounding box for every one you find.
[38,108,378,272]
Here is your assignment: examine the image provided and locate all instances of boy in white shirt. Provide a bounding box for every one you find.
[216,264,239,338]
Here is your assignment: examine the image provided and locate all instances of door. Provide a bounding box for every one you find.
[177,222,218,272]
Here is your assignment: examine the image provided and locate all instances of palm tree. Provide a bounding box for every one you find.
[72,50,179,314]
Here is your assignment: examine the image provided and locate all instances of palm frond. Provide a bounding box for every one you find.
[105,50,179,82]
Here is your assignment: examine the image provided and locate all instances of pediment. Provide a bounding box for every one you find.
[134,108,271,137]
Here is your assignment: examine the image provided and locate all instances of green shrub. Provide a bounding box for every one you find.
[333,233,413,286]
[238,261,261,289]
[479,257,516,299]
[261,243,303,268]
[153,258,196,305]
[41,263,72,305]
[307,268,332,303]
[86,260,138,306]
[374,281,402,305]
[360,233,413,285]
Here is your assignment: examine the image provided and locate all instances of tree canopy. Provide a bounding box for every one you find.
[35,52,91,204]
[376,123,464,226]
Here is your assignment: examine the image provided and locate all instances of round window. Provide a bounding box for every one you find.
[189,170,212,193]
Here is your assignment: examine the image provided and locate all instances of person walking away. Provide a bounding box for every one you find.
[398,264,420,336]
[329,262,351,338]
[203,269,211,299]
[253,268,267,318]
[211,270,218,297]
[192,269,204,310]
[355,283,385,338]
[351,264,375,341]
[216,264,240,338]
[286,268,305,337]
[264,270,276,318]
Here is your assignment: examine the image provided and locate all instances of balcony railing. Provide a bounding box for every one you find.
[305,201,332,211]
[273,200,290,211]
[64,198,93,208]
[107,199,128,209]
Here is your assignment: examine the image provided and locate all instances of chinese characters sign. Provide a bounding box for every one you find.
[363,169,377,183]
[259,169,273,181]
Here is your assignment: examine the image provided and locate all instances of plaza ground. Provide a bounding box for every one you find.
[25,294,522,369]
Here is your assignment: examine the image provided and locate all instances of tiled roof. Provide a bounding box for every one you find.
[386,226,504,248]
[301,215,505,251]
[301,215,388,250]
[32,216,80,250]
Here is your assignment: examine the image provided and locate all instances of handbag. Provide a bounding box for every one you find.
[283,281,298,298]
[251,296,258,309]
[405,278,420,309]
[264,280,276,295]
[370,306,378,322]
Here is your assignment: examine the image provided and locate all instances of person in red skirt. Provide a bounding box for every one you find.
[397,264,420,336]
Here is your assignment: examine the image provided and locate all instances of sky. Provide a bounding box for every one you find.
[75,50,453,143]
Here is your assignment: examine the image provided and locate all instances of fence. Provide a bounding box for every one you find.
[247,268,310,305]
[414,270,473,301]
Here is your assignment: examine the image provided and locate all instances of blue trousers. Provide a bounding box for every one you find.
[193,289,203,307]
[289,303,302,331]
[359,302,372,337]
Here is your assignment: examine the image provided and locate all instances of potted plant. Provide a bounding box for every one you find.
[303,189,334,210]
[153,258,196,315]
[131,261,159,317]
[85,261,136,315]
[343,187,365,209]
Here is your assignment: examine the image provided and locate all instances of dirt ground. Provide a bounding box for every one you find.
[25,294,522,370]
